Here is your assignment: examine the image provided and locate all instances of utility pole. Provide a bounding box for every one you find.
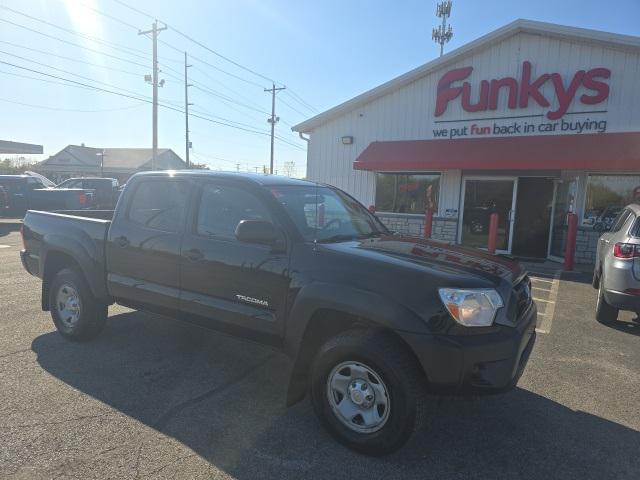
[184,52,193,168]
[139,21,167,170]
[432,1,453,57]
[264,83,286,174]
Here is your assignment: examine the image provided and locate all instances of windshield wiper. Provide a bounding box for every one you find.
[317,232,383,243]
[357,232,384,239]
[316,234,359,243]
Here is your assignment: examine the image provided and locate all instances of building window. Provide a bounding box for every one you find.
[375,173,440,214]
[582,175,640,228]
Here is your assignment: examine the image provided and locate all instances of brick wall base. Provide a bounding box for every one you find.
[376,213,598,265]
[376,213,458,243]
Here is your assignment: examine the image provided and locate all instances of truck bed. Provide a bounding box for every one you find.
[21,210,112,288]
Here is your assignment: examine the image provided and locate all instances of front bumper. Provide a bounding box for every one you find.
[20,249,39,277]
[399,301,537,394]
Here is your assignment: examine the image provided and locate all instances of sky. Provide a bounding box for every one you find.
[1,0,640,176]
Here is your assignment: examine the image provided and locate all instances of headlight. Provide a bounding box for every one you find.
[438,288,504,327]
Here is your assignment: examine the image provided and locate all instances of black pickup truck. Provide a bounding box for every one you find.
[20,171,536,455]
[0,174,95,216]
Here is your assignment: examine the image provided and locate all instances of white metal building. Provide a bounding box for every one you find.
[293,19,640,264]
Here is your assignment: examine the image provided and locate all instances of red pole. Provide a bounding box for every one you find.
[487,213,499,254]
[564,212,578,271]
[424,207,434,238]
[368,205,376,214]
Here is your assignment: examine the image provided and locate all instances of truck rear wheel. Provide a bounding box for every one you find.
[310,329,428,456]
[49,268,107,341]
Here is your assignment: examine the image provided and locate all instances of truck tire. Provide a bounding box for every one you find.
[310,329,428,456]
[49,268,107,341]
[595,274,618,324]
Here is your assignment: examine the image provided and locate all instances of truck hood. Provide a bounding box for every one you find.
[321,235,526,287]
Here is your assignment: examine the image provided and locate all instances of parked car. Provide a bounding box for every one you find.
[56,177,120,209]
[0,185,9,214]
[0,175,95,216]
[593,203,640,323]
[20,171,536,455]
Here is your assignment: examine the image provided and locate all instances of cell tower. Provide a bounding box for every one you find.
[432,1,453,57]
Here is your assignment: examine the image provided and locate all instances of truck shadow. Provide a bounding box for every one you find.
[31,310,640,479]
[0,223,21,238]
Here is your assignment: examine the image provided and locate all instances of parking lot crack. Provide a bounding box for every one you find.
[0,347,31,359]
[3,412,115,429]
[153,353,277,430]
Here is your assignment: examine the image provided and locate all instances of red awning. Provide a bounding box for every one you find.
[353,132,640,171]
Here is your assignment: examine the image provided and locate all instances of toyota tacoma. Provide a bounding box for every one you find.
[20,171,536,455]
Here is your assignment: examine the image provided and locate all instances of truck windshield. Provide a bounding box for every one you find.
[270,185,388,242]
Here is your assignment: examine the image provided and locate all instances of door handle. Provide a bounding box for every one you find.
[184,248,204,261]
[115,236,129,248]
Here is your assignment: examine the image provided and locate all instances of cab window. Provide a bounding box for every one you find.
[196,183,272,239]
[127,180,189,233]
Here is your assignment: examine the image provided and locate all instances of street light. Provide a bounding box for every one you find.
[96,151,105,178]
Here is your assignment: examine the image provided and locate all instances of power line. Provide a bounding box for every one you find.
[0,60,306,151]
[0,17,151,70]
[279,96,311,118]
[0,48,298,146]
[110,0,278,85]
[1,5,147,63]
[284,88,319,114]
[0,68,95,89]
[159,40,266,88]
[8,1,317,126]
[0,97,147,112]
[1,3,183,64]
[0,40,144,77]
[0,50,160,104]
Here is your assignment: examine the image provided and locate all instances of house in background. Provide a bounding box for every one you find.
[36,144,186,184]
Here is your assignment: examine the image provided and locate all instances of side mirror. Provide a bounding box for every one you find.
[235,219,278,245]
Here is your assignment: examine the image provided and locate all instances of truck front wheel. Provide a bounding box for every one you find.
[49,268,107,341]
[310,329,428,456]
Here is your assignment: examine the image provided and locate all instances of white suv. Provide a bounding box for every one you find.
[593,204,640,323]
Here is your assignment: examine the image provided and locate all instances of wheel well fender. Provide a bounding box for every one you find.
[41,235,107,310]
[284,283,428,406]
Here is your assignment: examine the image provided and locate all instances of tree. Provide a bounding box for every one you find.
[283,161,296,177]
[0,157,40,174]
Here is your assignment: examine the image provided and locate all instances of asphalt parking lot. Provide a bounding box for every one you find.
[1,224,640,479]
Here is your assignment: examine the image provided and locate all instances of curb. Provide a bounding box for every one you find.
[0,218,23,226]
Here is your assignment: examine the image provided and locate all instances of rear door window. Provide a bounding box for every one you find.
[25,178,44,190]
[128,180,189,233]
[610,209,631,233]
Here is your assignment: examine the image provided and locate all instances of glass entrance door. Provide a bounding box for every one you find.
[548,179,577,260]
[459,178,518,254]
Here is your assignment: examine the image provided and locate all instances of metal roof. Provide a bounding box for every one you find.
[0,140,43,154]
[292,19,640,133]
[39,145,185,170]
